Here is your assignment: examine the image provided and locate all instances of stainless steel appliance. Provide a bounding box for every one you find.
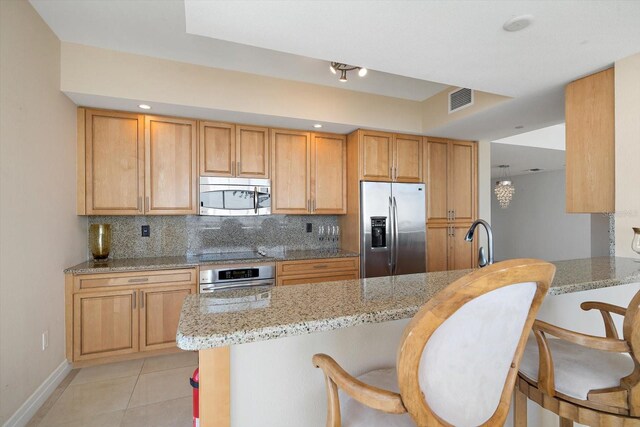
[199,177,271,216]
[360,181,426,278]
[199,261,275,293]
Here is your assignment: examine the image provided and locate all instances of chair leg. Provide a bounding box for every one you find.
[514,387,528,427]
[559,418,573,427]
[323,375,341,427]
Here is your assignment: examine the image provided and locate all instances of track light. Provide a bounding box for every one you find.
[329,62,367,82]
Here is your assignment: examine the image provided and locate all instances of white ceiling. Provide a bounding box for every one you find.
[491,143,565,179]
[28,0,640,142]
[28,0,447,101]
[493,123,565,150]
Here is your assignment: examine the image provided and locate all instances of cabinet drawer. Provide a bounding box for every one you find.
[277,271,359,286]
[76,268,197,290]
[276,257,359,277]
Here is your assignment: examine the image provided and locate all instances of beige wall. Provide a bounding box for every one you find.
[0,1,87,424]
[614,52,640,257]
[60,43,424,134]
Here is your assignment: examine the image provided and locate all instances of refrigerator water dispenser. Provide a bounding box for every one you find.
[370,217,387,248]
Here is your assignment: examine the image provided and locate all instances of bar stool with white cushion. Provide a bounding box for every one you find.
[313,259,555,427]
[515,295,640,426]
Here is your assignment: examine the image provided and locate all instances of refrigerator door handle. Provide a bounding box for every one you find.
[389,196,394,271]
[393,196,399,275]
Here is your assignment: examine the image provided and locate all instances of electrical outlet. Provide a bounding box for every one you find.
[42,330,49,351]
[306,223,312,233]
[141,225,150,237]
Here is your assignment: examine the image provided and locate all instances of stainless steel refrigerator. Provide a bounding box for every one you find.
[360,181,426,278]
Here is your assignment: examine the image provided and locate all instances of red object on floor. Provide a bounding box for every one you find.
[190,368,199,427]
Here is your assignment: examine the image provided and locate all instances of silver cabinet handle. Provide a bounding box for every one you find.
[128,278,149,283]
[313,264,328,269]
[389,166,393,180]
[132,292,136,309]
[140,291,145,309]
[452,210,456,221]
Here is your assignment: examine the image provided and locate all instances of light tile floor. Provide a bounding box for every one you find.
[28,352,198,427]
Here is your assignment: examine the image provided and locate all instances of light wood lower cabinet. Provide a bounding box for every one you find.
[276,257,359,286]
[67,269,196,364]
[427,223,476,272]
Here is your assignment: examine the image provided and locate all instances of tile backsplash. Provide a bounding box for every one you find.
[88,215,340,259]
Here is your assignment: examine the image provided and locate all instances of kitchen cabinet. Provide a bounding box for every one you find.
[425,137,477,224]
[565,67,615,213]
[356,130,422,182]
[67,268,197,365]
[78,109,196,215]
[145,116,197,214]
[427,223,476,272]
[199,121,269,178]
[276,257,359,286]
[271,130,346,214]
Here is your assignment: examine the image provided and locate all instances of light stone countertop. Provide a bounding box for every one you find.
[176,257,640,351]
[64,249,359,274]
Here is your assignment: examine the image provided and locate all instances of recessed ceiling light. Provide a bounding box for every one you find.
[503,15,534,32]
[313,124,323,128]
[528,168,543,172]
[138,104,151,110]
[515,125,524,129]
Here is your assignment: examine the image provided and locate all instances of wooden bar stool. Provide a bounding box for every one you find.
[515,291,640,426]
[313,259,555,427]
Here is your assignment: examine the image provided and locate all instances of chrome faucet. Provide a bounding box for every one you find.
[464,219,494,268]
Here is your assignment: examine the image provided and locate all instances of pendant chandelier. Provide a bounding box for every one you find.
[494,165,515,208]
[329,62,367,82]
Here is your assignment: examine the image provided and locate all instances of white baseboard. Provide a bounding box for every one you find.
[3,360,71,427]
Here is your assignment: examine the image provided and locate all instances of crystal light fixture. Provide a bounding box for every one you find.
[329,62,367,82]
[494,165,515,208]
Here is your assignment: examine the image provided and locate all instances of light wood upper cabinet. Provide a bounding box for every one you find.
[355,130,422,182]
[236,125,269,178]
[199,122,269,178]
[271,130,346,215]
[565,68,615,213]
[394,134,422,182]
[200,121,235,177]
[80,109,196,215]
[425,137,477,224]
[312,133,347,214]
[271,129,311,214]
[82,109,144,215]
[145,116,197,215]
[139,285,195,351]
[361,130,393,181]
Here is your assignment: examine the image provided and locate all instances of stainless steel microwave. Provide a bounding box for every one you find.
[199,177,271,216]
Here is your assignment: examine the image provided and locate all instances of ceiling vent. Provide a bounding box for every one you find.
[448,88,474,114]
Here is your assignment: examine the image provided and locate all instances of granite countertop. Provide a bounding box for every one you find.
[176,257,640,351]
[64,249,360,274]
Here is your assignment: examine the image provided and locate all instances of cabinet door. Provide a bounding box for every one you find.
[73,290,138,361]
[200,121,235,177]
[140,285,195,351]
[360,130,393,181]
[145,116,197,214]
[450,223,476,270]
[85,110,144,215]
[426,224,449,272]
[236,125,269,178]
[311,133,346,214]
[271,129,311,214]
[394,134,422,182]
[425,139,449,223]
[449,141,476,223]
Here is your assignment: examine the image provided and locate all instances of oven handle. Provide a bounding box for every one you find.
[200,279,274,292]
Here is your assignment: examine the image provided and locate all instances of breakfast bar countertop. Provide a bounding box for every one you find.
[63,249,360,274]
[176,257,640,351]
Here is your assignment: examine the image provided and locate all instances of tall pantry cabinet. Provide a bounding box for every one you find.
[425,137,478,272]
